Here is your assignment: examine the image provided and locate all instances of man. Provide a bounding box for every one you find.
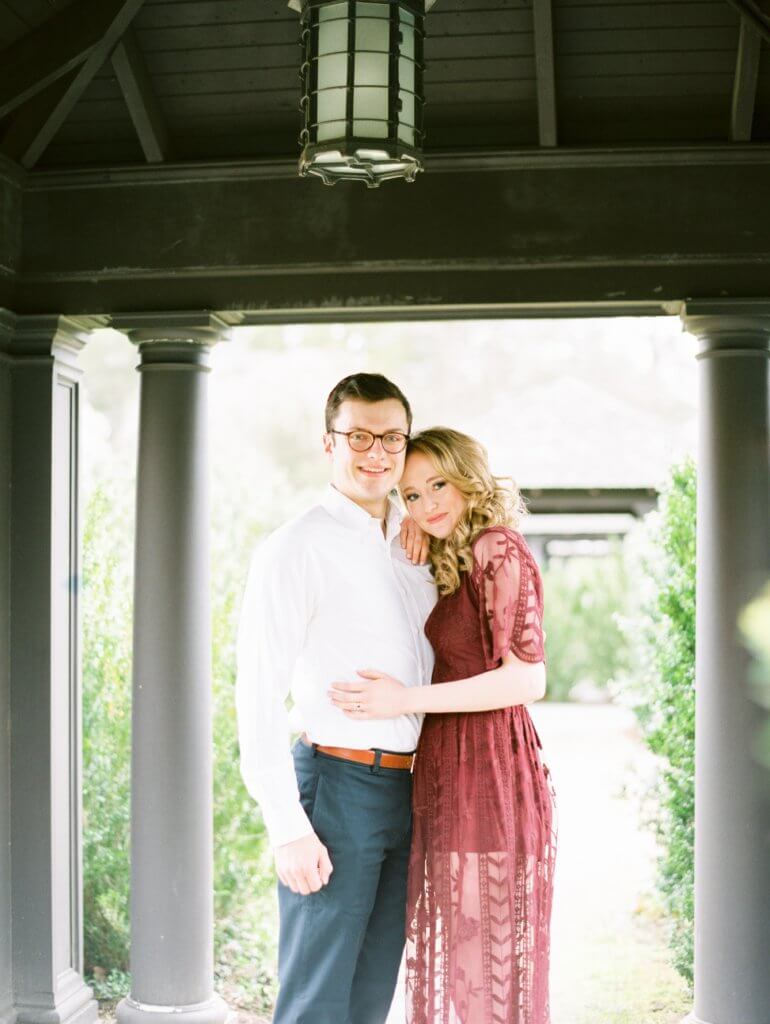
[235,372,436,1024]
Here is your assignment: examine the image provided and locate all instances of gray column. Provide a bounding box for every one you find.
[7,314,104,1024]
[0,311,15,1024]
[114,315,230,1024]
[681,301,770,1024]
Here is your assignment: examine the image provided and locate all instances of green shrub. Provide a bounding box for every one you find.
[541,546,630,702]
[82,483,132,978]
[619,459,695,985]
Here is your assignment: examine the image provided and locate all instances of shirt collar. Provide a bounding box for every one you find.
[321,484,403,540]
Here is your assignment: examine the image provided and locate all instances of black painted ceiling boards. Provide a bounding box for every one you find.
[0,0,767,168]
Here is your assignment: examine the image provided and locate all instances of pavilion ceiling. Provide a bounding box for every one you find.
[0,0,769,318]
[0,0,768,170]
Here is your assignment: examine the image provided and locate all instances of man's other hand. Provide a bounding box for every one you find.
[275,832,333,895]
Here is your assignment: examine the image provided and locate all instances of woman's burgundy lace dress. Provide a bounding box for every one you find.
[406,527,557,1024]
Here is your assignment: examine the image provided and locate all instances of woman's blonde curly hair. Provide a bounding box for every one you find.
[404,427,527,597]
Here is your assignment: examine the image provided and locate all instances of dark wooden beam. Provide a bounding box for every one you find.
[0,0,148,120]
[2,68,79,167]
[724,0,770,44]
[14,146,770,315]
[0,154,22,308]
[111,27,170,164]
[730,17,762,141]
[0,4,92,120]
[522,488,658,516]
[532,0,558,147]
[0,0,147,169]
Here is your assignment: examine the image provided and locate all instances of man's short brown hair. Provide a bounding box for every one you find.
[325,373,413,433]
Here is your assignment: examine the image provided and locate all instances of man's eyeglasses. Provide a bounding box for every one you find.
[329,429,410,454]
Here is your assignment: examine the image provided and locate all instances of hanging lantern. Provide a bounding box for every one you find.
[288,0,437,187]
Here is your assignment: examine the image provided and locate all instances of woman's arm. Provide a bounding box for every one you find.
[329,652,546,720]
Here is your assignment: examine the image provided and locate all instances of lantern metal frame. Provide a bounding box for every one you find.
[288,0,437,187]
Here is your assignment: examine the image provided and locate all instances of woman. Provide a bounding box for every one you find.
[329,428,557,1024]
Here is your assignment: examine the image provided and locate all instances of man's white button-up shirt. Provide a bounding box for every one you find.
[235,484,437,848]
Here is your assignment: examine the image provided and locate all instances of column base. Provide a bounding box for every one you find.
[14,973,97,1024]
[116,995,230,1024]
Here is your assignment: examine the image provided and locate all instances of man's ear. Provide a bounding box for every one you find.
[322,432,334,458]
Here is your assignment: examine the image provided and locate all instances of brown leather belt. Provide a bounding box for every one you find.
[302,733,415,771]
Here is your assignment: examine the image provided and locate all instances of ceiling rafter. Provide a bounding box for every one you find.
[730,17,763,140]
[0,0,142,120]
[0,0,147,170]
[532,0,558,147]
[111,27,170,163]
[724,0,770,45]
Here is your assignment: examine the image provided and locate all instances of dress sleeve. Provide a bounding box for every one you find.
[472,527,545,669]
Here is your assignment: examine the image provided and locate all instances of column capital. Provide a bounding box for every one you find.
[681,300,770,354]
[0,313,108,367]
[111,311,242,347]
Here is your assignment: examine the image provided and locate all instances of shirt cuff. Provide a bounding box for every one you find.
[264,799,314,849]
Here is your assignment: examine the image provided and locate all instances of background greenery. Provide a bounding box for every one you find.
[541,546,630,702]
[618,459,696,984]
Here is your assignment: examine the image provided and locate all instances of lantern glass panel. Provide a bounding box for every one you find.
[318,52,349,89]
[357,2,389,18]
[353,118,389,138]
[356,18,390,52]
[317,88,347,123]
[316,119,347,141]
[319,2,346,21]
[399,89,415,126]
[398,124,415,145]
[399,54,414,92]
[354,85,388,122]
[354,50,388,87]
[399,25,415,59]
[400,7,415,25]
[317,20,348,54]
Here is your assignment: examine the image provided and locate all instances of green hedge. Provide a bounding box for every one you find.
[540,546,630,701]
[620,459,696,985]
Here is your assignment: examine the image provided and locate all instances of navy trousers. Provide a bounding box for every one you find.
[272,739,413,1024]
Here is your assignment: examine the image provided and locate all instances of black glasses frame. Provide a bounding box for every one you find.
[329,429,410,454]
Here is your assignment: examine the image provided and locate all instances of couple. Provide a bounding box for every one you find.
[235,373,557,1024]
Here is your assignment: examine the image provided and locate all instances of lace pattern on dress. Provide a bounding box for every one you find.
[472,528,545,668]
[407,528,556,1024]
